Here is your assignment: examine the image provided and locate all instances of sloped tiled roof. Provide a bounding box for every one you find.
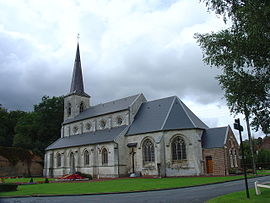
[63,94,142,124]
[46,125,128,150]
[127,96,208,136]
[202,126,228,149]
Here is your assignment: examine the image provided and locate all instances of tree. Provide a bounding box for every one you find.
[33,96,64,156]
[13,96,64,157]
[195,0,270,135]
[0,105,26,147]
[195,0,270,174]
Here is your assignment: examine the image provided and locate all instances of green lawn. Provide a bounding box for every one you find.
[207,188,270,203]
[3,178,54,184]
[0,176,245,197]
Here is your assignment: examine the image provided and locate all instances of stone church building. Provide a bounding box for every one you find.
[44,43,240,178]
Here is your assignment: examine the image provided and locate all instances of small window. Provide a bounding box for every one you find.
[84,150,89,166]
[79,102,84,113]
[117,116,123,125]
[57,153,61,167]
[85,122,91,130]
[67,103,71,116]
[73,126,78,133]
[100,120,106,129]
[102,148,108,165]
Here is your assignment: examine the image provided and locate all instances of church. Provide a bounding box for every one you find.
[44,43,240,178]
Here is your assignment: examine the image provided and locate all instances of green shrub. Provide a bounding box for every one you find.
[0,183,18,192]
[29,178,33,183]
[44,178,49,183]
[75,172,92,180]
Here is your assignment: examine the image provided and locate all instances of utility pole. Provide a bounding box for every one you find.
[234,118,250,199]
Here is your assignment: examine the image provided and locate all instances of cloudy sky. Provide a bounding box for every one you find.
[0,0,263,138]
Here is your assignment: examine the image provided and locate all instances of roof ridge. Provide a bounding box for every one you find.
[92,93,141,107]
[177,97,197,128]
[160,97,176,130]
[129,93,144,108]
[147,95,177,103]
[207,126,228,130]
[223,125,229,145]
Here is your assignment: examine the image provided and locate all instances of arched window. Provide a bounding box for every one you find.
[79,102,84,113]
[100,120,106,129]
[85,122,91,130]
[234,149,238,167]
[84,150,89,166]
[116,116,123,125]
[70,152,76,167]
[102,148,108,165]
[142,139,155,163]
[172,137,186,161]
[57,153,61,167]
[230,149,234,167]
[67,103,72,116]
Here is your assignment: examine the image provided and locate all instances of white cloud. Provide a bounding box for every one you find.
[0,0,264,137]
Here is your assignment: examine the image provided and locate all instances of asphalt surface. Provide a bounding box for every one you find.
[1,175,270,203]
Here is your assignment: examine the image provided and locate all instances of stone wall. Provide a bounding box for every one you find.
[0,155,43,177]
[126,129,204,177]
[44,142,121,178]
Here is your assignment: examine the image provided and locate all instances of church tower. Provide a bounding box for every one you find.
[64,42,90,121]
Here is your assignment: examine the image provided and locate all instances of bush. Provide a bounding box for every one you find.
[0,183,18,192]
[45,178,49,183]
[75,172,92,180]
[29,178,33,183]
[229,168,243,175]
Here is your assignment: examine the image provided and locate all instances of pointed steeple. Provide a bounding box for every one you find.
[69,42,90,97]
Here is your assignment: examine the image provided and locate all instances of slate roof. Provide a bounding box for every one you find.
[202,126,228,149]
[127,96,209,136]
[46,125,128,150]
[67,43,90,98]
[63,94,142,124]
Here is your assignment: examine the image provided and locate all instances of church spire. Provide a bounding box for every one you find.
[69,40,90,97]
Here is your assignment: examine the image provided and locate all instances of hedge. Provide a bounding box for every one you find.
[0,183,18,192]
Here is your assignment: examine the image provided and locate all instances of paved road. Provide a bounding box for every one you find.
[1,176,270,203]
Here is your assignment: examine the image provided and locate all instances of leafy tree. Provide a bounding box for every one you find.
[195,0,270,135]
[33,96,64,156]
[0,105,26,147]
[257,149,270,169]
[13,112,38,149]
[13,96,64,156]
[195,0,270,174]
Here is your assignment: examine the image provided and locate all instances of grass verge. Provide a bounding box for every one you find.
[0,176,246,197]
[207,187,270,203]
[3,178,54,184]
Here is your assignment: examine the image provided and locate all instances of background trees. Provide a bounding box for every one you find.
[0,96,63,157]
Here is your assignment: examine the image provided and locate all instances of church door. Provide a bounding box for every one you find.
[206,156,213,174]
[70,152,75,174]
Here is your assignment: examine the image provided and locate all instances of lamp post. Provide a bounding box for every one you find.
[234,118,249,199]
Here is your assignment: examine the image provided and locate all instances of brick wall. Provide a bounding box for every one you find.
[203,148,227,176]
